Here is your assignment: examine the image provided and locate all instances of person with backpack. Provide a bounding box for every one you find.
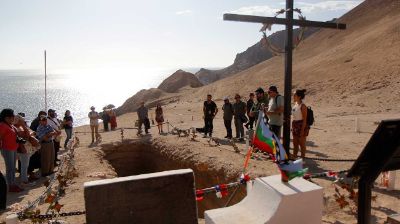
[291,89,310,159]
[222,97,233,139]
[266,86,284,138]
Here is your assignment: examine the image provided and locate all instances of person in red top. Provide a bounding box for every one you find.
[0,109,24,192]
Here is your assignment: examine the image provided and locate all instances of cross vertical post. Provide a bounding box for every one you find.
[283,0,294,154]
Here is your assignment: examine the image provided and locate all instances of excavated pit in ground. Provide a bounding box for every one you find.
[100,141,246,218]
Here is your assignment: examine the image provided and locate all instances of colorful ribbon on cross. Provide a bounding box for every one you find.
[252,112,308,182]
[195,174,251,201]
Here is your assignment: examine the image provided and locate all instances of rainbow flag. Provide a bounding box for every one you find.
[252,112,307,182]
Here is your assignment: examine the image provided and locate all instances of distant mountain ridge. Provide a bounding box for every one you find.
[195,26,319,84]
[158,69,203,93]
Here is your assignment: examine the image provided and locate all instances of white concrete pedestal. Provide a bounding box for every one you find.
[205,175,323,224]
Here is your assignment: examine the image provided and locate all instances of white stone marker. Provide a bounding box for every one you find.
[84,169,198,224]
[205,175,323,224]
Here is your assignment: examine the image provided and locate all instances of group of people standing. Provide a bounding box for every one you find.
[203,85,310,159]
[88,106,118,144]
[136,102,165,135]
[0,108,74,209]
[101,108,117,131]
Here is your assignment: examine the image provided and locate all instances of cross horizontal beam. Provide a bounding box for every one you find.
[223,13,346,30]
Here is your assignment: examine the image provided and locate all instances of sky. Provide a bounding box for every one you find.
[0,0,363,74]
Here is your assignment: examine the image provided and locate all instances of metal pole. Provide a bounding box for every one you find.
[358,178,372,224]
[283,0,294,155]
[44,50,47,111]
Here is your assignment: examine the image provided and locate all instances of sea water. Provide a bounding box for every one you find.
[0,68,184,126]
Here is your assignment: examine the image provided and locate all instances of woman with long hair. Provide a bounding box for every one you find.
[0,109,24,192]
[291,89,309,159]
[155,104,164,134]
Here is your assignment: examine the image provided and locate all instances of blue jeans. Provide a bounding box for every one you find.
[1,149,16,186]
[64,128,73,147]
[17,152,31,182]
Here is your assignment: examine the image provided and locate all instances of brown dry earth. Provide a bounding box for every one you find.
[1,101,399,223]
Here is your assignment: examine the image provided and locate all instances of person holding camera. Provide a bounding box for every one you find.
[14,115,40,185]
[0,109,24,192]
[37,115,59,177]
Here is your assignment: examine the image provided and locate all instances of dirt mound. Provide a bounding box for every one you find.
[116,88,166,114]
[158,69,203,93]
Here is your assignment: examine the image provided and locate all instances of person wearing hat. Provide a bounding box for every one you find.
[0,109,24,192]
[250,87,269,122]
[203,94,218,138]
[222,97,233,139]
[245,92,256,130]
[88,106,100,143]
[266,85,284,138]
[37,115,57,176]
[233,94,247,141]
[47,109,62,164]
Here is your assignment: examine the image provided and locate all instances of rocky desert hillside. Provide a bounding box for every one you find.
[158,69,203,93]
[188,0,400,115]
[195,27,319,84]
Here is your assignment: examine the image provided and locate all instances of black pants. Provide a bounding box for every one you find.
[204,117,214,136]
[246,116,256,129]
[224,119,232,138]
[53,140,60,163]
[138,119,149,134]
[270,125,282,138]
[103,121,109,131]
[28,151,41,173]
[0,172,6,210]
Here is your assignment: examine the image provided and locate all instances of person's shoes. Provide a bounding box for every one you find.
[202,135,208,138]
[224,135,228,138]
[227,136,232,139]
[239,138,245,142]
[9,185,24,193]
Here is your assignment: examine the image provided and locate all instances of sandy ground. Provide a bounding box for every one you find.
[0,100,399,224]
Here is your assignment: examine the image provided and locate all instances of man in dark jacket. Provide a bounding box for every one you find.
[233,94,247,141]
[203,94,218,138]
[222,97,233,139]
[101,108,110,132]
[137,101,149,135]
[30,111,47,131]
[245,93,255,130]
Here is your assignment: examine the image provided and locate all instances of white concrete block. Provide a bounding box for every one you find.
[205,175,323,224]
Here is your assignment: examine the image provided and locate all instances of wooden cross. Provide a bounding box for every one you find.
[223,0,346,154]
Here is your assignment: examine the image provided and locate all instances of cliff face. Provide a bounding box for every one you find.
[195,27,319,84]
[158,70,203,93]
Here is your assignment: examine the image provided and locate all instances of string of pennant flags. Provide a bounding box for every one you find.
[195,169,349,201]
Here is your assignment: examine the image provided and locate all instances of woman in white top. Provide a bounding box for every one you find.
[88,106,99,144]
[291,89,309,159]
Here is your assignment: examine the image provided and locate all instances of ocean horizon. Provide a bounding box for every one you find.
[0,67,209,127]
